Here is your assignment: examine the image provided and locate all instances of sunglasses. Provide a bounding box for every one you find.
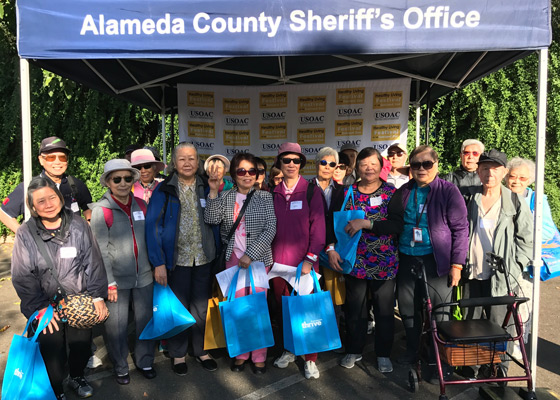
[335,164,347,170]
[41,154,68,162]
[410,160,435,170]
[462,151,480,157]
[137,163,153,170]
[258,168,266,175]
[281,157,302,165]
[111,176,134,184]
[236,168,257,177]
[273,177,283,183]
[319,160,337,168]
[387,151,405,157]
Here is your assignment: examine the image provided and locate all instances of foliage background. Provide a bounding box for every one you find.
[1,1,559,236]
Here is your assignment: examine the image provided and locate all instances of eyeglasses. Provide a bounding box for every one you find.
[508,175,529,182]
[41,154,68,162]
[137,163,153,170]
[387,151,405,157]
[335,164,347,170]
[410,161,435,170]
[236,168,257,177]
[319,160,337,168]
[258,168,266,175]
[281,157,302,165]
[462,151,480,157]
[111,176,134,184]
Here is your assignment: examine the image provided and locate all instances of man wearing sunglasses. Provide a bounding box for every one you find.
[442,139,485,194]
[0,136,92,232]
[386,143,410,189]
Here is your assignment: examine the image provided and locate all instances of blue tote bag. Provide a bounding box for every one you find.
[139,283,196,340]
[329,186,366,274]
[2,306,57,400]
[283,263,342,356]
[219,265,274,358]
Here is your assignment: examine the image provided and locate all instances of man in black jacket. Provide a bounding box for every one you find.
[443,139,485,195]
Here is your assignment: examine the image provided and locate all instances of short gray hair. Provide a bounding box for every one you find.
[506,157,536,185]
[168,142,198,174]
[461,139,485,154]
[315,147,339,164]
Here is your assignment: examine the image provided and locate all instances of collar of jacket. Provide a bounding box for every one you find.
[273,175,307,196]
[29,207,73,243]
[469,184,517,218]
[159,171,205,197]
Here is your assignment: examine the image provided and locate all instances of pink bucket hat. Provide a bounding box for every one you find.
[275,142,307,168]
[130,149,165,173]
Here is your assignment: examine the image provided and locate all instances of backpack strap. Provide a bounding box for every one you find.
[66,175,79,202]
[102,207,113,229]
[134,196,147,215]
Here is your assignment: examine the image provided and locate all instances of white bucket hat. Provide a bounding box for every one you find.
[100,159,141,187]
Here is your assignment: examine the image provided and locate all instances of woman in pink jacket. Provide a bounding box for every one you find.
[270,142,326,380]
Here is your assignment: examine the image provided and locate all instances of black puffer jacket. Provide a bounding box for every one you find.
[442,166,481,195]
[12,208,108,318]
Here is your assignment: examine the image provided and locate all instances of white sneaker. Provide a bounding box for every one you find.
[367,320,375,335]
[339,353,362,369]
[304,360,320,379]
[377,357,393,373]
[512,343,523,360]
[273,351,296,368]
[87,355,103,369]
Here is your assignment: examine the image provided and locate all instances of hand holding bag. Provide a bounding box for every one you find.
[330,186,366,274]
[139,282,196,340]
[219,265,274,357]
[282,262,342,356]
[2,306,57,400]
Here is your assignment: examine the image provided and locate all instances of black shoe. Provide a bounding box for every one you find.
[115,373,130,385]
[196,356,218,372]
[171,360,188,376]
[231,361,245,372]
[139,367,157,379]
[251,363,267,375]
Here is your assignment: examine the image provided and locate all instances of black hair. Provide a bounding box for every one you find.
[355,147,383,168]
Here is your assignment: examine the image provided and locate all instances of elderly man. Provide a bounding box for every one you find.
[385,143,409,189]
[0,136,92,232]
[443,139,484,194]
[463,149,533,377]
[340,143,359,185]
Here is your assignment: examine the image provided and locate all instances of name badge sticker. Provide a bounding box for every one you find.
[290,200,303,210]
[70,202,79,213]
[370,196,382,207]
[200,199,207,208]
[418,204,426,214]
[480,218,495,230]
[60,247,77,259]
[133,211,145,221]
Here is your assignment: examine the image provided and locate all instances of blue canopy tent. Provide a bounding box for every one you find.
[16,0,552,393]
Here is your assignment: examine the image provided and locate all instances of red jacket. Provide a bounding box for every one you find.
[272,178,326,270]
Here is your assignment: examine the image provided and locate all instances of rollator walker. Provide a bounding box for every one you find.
[407,252,536,400]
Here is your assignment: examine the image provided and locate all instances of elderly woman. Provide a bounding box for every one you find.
[333,152,350,185]
[89,159,155,385]
[204,153,276,374]
[313,147,343,211]
[268,166,283,191]
[271,142,326,379]
[11,177,108,399]
[146,142,217,376]
[327,148,404,373]
[254,157,268,190]
[204,154,233,193]
[396,145,469,382]
[464,150,533,376]
[130,149,166,204]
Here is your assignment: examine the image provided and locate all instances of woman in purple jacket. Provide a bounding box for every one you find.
[270,142,326,380]
[396,145,469,383]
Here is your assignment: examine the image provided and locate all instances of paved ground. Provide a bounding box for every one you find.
[0,241,559,400]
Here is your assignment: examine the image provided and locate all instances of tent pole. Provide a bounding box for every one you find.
[161,87,167,165]
[530,48,548,391]
[415,81,421,147]
[19,59,33,221]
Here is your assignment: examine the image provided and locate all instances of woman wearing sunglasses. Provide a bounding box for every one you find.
[204,153,276,374]
[270,142,326,380]
[89,159,156,385]
[130,149,166,204]
[396,145,469,383]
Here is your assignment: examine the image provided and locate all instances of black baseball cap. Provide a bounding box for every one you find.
[477,149,507,167]
[40,137,70,153]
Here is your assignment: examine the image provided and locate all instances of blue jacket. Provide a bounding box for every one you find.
[146,172,216,270]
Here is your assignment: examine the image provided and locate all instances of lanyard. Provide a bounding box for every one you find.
[414,188,429,228]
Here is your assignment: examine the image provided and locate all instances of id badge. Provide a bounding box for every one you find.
[290,200,303,210]
[200,199,206,208]
[370,196,382,207]
[70,202,79,213]
[133,211,145,221]
[60,247,77,259]
[411,227,423,247]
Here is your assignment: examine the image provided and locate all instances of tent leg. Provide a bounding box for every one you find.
[161,112,167,165]
[530,48,548,391]
[415,104,421,147]
[19,59,33,221]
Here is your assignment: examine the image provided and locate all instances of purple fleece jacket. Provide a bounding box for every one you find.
[272,177,326,270]
[398,176,469,276]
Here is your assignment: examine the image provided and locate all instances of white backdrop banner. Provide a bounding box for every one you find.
[178,78,410,175]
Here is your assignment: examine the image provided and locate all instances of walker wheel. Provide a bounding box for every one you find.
[408,368,419,393]
[525,390,537,400]
[439,396,448,400]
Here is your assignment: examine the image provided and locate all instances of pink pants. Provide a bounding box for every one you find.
[226,252,268,363]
